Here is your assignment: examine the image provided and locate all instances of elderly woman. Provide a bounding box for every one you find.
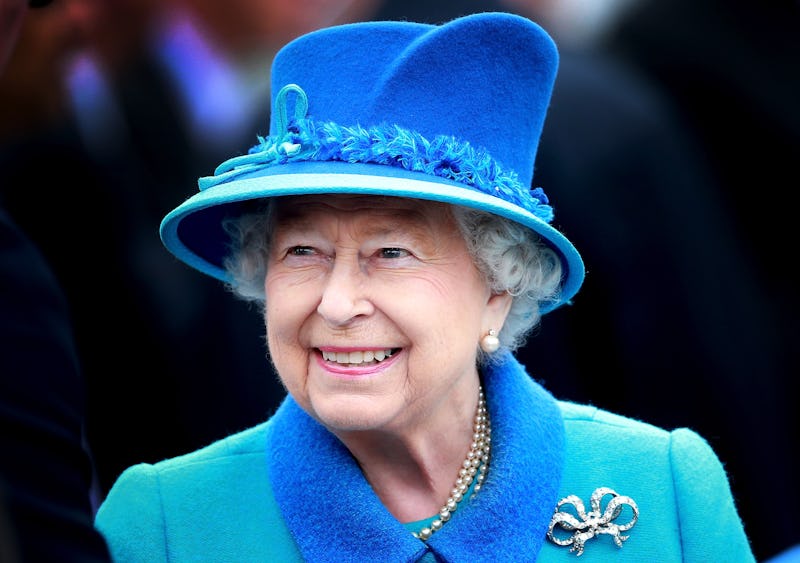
[94,12,755,562]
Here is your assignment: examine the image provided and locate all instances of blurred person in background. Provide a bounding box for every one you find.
[0,0,94,140]
[603,0,800,555]
[0,0,156,508]
[0,0,111,560]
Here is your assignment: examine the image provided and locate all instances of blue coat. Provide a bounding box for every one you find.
[95,351,755,561]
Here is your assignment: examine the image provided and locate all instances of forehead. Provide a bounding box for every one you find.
[272,194,455,223]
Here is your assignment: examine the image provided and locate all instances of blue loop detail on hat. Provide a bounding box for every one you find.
[198,85,555,224]
[274,83,309,145]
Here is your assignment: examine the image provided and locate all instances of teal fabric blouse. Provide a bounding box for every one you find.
[95,351,755,561]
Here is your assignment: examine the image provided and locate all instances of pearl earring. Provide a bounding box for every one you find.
[480,329,500,353]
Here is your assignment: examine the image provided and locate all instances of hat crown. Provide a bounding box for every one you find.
[269,13,559,188]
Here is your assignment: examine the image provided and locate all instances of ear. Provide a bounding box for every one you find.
[484,291,513,332]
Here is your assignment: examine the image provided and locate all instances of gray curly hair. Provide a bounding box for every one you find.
[221,199,563,366]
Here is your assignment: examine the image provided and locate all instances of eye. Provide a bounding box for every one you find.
[288,246,315,256]
[379,248,410,259]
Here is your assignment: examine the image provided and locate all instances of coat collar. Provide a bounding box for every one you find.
[268,351,565,562]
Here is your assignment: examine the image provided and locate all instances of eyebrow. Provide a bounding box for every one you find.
[275,211,438,247]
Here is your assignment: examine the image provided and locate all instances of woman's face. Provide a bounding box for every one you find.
[265,194,511,435]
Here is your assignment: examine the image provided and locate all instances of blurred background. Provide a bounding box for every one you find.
[1,0,797,560]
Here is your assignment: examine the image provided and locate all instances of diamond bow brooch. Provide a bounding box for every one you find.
[547,487,639,557]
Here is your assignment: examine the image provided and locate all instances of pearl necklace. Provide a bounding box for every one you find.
[412,386,491,541]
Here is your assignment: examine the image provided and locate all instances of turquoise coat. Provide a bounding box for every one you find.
[95,351,755,561]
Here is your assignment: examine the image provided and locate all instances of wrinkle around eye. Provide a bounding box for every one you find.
[277,248,332,270]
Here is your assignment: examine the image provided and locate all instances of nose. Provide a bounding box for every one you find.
[316,255,374,327]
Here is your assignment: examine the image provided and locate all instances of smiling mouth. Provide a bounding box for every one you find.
[320,348,399,366]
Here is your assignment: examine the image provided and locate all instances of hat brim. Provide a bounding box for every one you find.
[160,161,584,314]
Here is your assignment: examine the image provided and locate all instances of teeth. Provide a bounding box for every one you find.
[322,349,394,365]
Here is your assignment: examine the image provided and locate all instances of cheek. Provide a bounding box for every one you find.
[422,267,488,314]
[264,273,316,363]
[265,296,312,400]
[402,274,488,348]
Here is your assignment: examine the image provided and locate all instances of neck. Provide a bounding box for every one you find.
[340,381,485,523]
[357,433,467,522]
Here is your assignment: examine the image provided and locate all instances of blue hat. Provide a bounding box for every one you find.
[160,12,584,313]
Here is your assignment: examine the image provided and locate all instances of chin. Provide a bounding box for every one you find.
[309,395,391,433]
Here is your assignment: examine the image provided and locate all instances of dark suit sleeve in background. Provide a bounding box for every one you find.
[0,208,110,562]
